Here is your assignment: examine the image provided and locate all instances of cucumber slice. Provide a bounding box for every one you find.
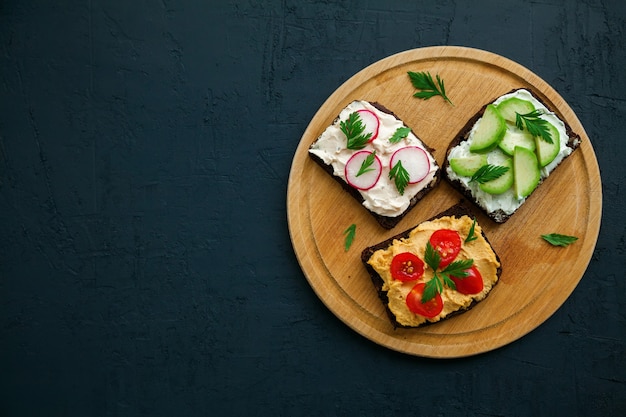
[479,157,513,195]
[469,105,506,153]
[498,127,536,156]
[449,153,488,177]
[535,122,560,167]
[497,97,535,123]
[513,146,541,198]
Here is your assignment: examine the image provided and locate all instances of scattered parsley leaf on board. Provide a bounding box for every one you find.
[389,126,411,144]
[388,160,410,195]
[343,224,357,251]
[356,151,376,177]
[470,164,509,184]
[515,110,553,144]
[465,218,478,242]
[408,71,453,105]
[340,112,372,150]
[541,233,578,247]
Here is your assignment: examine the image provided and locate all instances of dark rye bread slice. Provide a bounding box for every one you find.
[442,88,582,223]
[309,101,441,230]
[361,202,502,329]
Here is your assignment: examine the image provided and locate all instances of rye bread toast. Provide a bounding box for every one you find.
[361,202,502,329]
[442,88,581,223]
[309,100,441,229]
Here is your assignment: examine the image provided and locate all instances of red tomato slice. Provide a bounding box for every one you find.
[450,265,484,295]
[406,283,443,318]
[390,252,424,282]
[429,229,462,268]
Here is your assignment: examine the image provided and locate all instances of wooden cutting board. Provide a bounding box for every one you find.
[287,46,602,358]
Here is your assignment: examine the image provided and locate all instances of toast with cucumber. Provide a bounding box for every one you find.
[443,88,581,223]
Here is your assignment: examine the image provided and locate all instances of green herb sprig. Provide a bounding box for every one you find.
[422,242,474,302]
[340,112,372,150]
[389,160,410,195]
[465,218,478,243]
[356,151,377,177]
[541,233,578,247]
[470,164,509,184]
[389,127,411,144]
[515,110,553,144]
[343,224,357,251]
[408,71,453,105]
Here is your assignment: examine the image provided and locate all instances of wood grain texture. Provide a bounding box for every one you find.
[287,46,602,358]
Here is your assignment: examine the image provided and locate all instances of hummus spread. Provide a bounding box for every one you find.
[367,215,500,327]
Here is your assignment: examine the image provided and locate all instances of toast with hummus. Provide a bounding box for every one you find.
[442,88,581,223]
[361,203,501,328]
[309,100,441,229]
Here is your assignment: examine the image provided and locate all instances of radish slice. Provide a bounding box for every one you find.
[345,151,382,190]
[356,109,380,142]
[389,146,431,184]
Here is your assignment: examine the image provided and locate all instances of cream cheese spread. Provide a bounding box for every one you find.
[445,89,574,215]
[309,100,438,217]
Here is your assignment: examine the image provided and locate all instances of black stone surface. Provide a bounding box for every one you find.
[1,1,625,415]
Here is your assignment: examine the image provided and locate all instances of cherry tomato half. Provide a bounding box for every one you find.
[429,229,462,268]
[406,282,443,318]
[390,252,424,282]
[450,265,484,295]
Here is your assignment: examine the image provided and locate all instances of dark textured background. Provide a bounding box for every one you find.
[1,1,625,416]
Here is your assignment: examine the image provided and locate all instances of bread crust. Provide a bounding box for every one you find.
[442,88,581,223]
[308,101,441,229]
[360,202,502,329]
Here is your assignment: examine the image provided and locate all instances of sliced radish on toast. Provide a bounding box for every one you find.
[345,150,382,190]
[390,146,431,184]
[356,109,380,142]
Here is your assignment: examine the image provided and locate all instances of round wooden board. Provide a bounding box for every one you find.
[287,46,602,358]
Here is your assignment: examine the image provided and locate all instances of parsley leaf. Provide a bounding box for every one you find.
[442,259,474,277]
[423,275,442,303]
[443,275,457,291]
[388,160,410,195]
[541,233,578,247]
[465,218,478,242]
[343,224,356,251]
[421,242,474,303]
[389,127,411,144]
[440,259,473,293]
[408,71,453,105]
[424,242,440,271]
[470,164,509,184]
[422,243,442,302]
[340,112,373,150]
[356,151,377,177]
[515,110,553,144]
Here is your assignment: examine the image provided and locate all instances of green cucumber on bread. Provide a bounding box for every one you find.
[442,88,581,223]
